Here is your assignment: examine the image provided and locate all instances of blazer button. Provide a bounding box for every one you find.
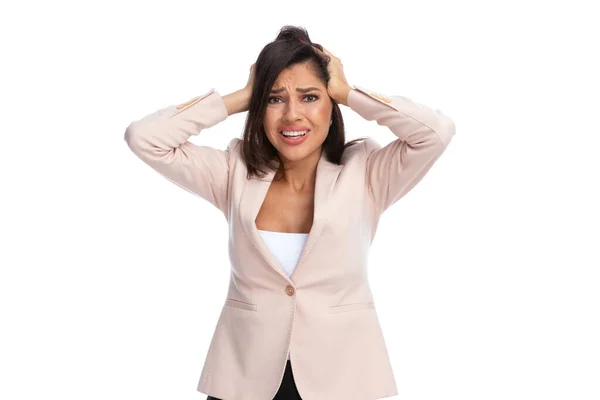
[285,285,295,296]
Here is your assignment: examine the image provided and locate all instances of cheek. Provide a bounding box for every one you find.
[316,107,331,129]
[263,113,277,133]
[318,108,329,120]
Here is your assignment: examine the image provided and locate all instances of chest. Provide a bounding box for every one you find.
[254,183,314,234]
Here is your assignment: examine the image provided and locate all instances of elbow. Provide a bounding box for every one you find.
[124,122,174,163]
[435,116,455,150]
[124,122,137,146]
[124,122,148,155]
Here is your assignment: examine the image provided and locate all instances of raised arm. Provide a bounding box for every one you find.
[347,85,455,214]
[309,45,455,214]
[124,88,247,219]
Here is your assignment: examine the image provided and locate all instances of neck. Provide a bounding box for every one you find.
[275,147,322,192]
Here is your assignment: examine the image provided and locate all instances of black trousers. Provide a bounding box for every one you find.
[206,359,301,400]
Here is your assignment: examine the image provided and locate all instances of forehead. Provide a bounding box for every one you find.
[272,62,323,88]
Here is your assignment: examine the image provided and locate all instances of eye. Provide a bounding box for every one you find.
[268,94,319,104]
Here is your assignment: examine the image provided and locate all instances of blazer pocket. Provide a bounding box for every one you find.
[224,298,257,312]
[328,301,375,314]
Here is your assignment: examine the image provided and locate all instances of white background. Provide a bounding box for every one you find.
[1,0,599,399]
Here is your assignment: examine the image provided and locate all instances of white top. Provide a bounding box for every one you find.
[257,229,309,277]
[258,229,308,360]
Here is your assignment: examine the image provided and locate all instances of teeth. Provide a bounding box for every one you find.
[281,130,308,137]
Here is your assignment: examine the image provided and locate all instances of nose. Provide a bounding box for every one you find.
[283,98,303,121]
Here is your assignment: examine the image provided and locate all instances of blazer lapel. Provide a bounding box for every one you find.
[239,151,343,283]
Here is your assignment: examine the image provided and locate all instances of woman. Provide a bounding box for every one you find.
[125,26,455,400]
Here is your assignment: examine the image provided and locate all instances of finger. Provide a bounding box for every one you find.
[313,43,332,57]
[312,44,332,63]
[316,45,331,56]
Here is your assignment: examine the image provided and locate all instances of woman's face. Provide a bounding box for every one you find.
[263,62,332,164]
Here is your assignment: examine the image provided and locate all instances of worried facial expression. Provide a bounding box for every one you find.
[263,62,332,163]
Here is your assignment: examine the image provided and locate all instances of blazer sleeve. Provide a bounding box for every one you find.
[124,88,234,218]
[347,85,455,214]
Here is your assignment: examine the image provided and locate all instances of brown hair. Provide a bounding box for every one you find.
[241,25,366,180]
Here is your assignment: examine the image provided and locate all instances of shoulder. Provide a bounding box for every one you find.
[341,137,381,164]
[227,137,243,151]
[225,137,243,160]
[362,137,382,154]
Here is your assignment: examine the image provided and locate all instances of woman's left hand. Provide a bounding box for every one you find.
[312,45,352,106]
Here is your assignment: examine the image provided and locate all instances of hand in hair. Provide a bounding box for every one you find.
[312,45,352,106]
[244,63,256,95]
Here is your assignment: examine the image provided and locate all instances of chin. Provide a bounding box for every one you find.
[276,148,308,162]
[278,142,322,161]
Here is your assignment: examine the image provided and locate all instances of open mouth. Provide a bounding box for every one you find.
[279,129,310,145]
[280,130,309,138]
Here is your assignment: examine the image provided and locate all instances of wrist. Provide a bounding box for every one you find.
[334,85,352,106]
[223,88,251,115]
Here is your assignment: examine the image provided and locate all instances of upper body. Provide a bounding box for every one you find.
[124,28,455,400]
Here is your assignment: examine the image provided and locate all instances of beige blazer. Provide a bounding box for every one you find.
[124,84,455,400]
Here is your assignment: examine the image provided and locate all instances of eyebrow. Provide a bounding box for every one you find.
[270,87,322,94]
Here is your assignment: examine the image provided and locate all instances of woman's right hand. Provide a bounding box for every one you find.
[223,63,255,115]
[243,63,256,96]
